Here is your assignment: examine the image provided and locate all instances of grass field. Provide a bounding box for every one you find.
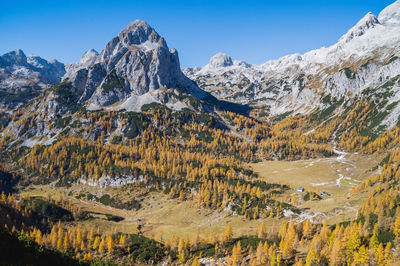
[250,152,383,195]
[250,151,385,224]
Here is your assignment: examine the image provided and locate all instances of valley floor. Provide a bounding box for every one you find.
[251,152,385,224]
[19,151,384,245]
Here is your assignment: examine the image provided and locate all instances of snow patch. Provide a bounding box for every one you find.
[336,174,344,186]
[311,182,331,187]
[137,40,161,52]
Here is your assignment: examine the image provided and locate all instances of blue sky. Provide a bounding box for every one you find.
[0,0,394,67]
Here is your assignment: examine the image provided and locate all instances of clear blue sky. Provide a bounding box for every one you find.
[0,0,394,67]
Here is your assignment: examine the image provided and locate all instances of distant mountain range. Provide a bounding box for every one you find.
[0,20,245,114]
[0,49,65,108]
[184,0,400,124]
[1,1,400,133]
[0,49,65,91]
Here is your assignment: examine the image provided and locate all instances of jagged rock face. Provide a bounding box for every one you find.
[183,0,400,117]
[0,49,65,92]
[64,20,205,109]
[339,12,380,43]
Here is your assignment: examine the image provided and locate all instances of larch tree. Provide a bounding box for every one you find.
[223,224,233,243]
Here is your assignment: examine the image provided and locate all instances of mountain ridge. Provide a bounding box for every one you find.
[183,0,400,126]
[1,2,399,124]
[0,49,65,108]
[0,49,65,86]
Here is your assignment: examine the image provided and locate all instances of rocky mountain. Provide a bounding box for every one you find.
[2,2,399,127]
[60,20,227,113]
[0,49,65,108]
[184,0,400,125]
[1,20,247,115]
[0,19,251,150]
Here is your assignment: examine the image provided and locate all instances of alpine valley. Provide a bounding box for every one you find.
[1,1,400,266]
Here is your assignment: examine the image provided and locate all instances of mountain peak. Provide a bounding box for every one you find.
[82,48,98,57]
[209,53,233,68]
[80,49,98,64]
[339,12,380,43]
[121,19,151,33]
[63,20,209,110]
[14,49,26,57]
[117,19,167,49]
[378,0,400,26]
[0,49,27,67]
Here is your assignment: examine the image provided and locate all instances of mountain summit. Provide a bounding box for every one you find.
[208,53,233,68]
[378,0,400,26]
[63,20,208,111]
[339,12,380,43]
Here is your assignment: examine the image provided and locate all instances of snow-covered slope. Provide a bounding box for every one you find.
[184,0,400,118]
